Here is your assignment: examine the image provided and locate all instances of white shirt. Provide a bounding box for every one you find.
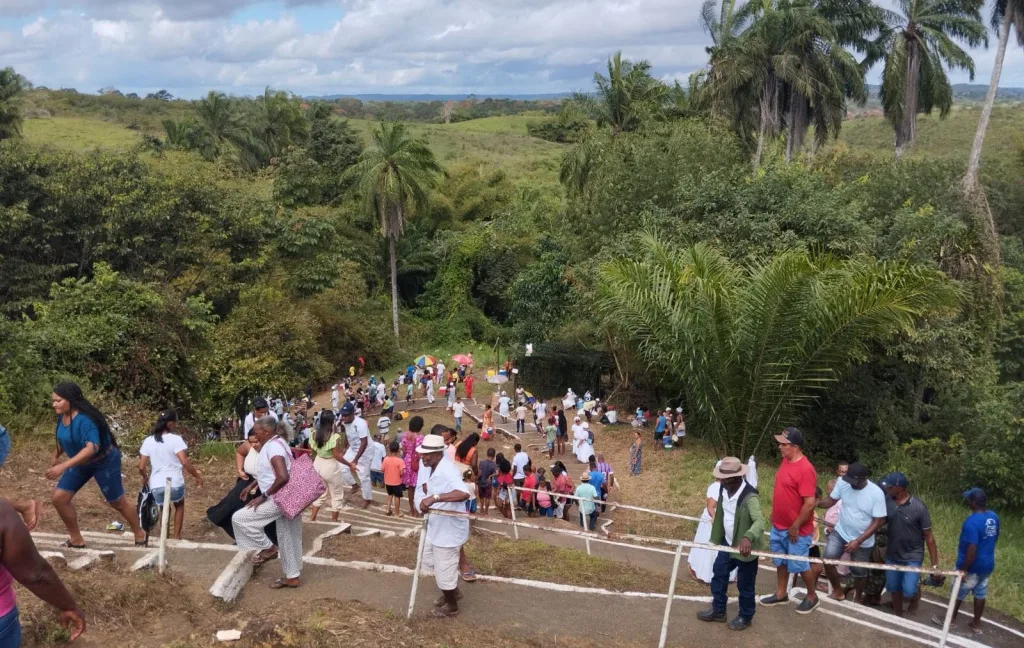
[516,405,527,420]
[437,363,445,378]
[534,402,546,418]
[370,440,386,471]
[243,447,259,477]
[140,433,188,490]
[721,485,743,545]
[425,456,471,547]
[243,410,278,435]
[256,437,291,493]
[511,451,529,480]
[331,389,339,404]
[452,402,465,418]
[571,423,584,438]
[377,416,391,432]
[343,416,371,463]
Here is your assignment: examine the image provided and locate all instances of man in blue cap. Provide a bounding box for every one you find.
[933,488,999,634]
[879,472,940,617]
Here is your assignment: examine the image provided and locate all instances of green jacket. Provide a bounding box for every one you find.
[709,483,766,562]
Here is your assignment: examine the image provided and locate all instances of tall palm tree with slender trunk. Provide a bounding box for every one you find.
[964,0,1024,189]
[879,0,987,159]
[342,122,442,340]
[0,67,28,140]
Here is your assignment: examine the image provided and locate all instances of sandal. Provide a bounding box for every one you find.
[270,578,299,589]
[250,549,278,565]
[460,568,478,582]
[431,606,459,618]
[63,539,88,549]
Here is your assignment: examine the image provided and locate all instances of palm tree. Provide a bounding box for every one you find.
[247,87,309,165]
[342,122,442,340]
[879,0,987,158]
[0,67,27,140]
[195,91,250,158]
[964,0,1024,189]
[567,51,669,135]
[597,235,957,457]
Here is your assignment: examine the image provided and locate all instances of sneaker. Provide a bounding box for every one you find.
[758,593,789,607]
[697,609,727,623]
[727,617,752,631]
[796,596,820,614]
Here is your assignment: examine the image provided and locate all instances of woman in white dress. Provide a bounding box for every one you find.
[688,456,758,583]
[573,421,593,464]
[498,391,511,422]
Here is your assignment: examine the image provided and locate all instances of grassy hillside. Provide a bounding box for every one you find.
[838,105,1024,162]
[23,117,144,151]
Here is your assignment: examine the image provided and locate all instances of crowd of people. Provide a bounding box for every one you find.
[0,374,1007,642]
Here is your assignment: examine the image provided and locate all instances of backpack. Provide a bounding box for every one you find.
[136,485,160,545]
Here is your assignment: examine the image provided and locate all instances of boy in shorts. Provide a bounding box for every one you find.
[544,419,557,459]
[382,441,405,517]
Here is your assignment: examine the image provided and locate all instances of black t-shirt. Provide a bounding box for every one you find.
[885,495,932,563]
[477,459,497,487]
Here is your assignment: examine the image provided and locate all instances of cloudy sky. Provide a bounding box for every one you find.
[1,0,1021,98]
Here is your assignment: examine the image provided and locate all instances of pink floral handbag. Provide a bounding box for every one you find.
[271,439,326,519]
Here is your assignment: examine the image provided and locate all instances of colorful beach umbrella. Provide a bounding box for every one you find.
[414,355,437,367]
[452,354,472,365]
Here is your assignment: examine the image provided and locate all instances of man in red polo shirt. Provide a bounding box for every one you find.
[759,427,821,614]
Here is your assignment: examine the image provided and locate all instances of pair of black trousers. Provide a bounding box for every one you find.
[206,477,278,546]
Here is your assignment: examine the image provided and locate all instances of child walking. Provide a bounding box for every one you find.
[464,469,478,514]
[382,441,405,517]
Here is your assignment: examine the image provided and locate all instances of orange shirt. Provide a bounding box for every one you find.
[382,455,404,486]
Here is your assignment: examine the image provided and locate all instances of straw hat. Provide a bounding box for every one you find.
[416,434,446,454]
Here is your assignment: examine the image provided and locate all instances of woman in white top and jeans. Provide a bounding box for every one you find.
[232,416,302,589]
[137,411,203,540]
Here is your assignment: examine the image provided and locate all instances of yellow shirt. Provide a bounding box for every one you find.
[309,432,341,459]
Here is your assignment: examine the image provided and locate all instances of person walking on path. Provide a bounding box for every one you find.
[932,488,1000,634]
[815,462,887,604]
[759,427,820,614]
[556,407,568,457]
[574,472,599,530]
[464,374,474,400]
[878,472,940,617]
[697,457,765,632]
[47,381,147,548]
[452,397,465,434]
[400,416,425,517]
[338,402,373,509]
[137,410,204,540]
[233,416,303,589]
[307,411,347,522]
[481,405,494,440]
[498,392,511,423]
[417,435,471,618]
[382,441,405,517]
[476,447,497,517]
[628,430,643,475]
[511,444,529,492]
[515,401,528,435]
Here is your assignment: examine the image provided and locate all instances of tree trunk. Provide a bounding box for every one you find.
[786,89,809,164]
[389,230,400,341]
[754,76,779,170]
[895,40,921,159]
[964,9,1013,189]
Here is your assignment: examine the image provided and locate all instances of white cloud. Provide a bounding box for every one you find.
[3,0,1021,97]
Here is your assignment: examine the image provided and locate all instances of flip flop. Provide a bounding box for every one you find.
[251,549,278,565]
[270,579,299,589]
[64,540,88,549]
[460,568,478,582]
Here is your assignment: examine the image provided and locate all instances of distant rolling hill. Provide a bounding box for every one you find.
[308,92,570,102]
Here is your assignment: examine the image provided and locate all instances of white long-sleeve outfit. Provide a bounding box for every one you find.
[339,416,373,501]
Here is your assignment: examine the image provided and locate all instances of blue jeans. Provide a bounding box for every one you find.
[454,417,462,433]
[768,526,813,574]
[579,510,598,530]
[0,607,20,648]
[885,558,922,597]
[152,485,185,506]
[711,550,758,620]
[958,572,991,600]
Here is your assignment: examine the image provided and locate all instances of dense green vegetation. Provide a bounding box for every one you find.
[1,0,1024,522]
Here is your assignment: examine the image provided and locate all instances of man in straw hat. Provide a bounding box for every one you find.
[697,457,765,632]
[417,434,471,618]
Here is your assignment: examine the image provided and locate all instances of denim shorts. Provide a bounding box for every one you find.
[0,425,10,468]
[823,531,873,578]
[0,607,20,648]
[769,526,813,573]
[152,485,185,505]
[884,558,922,596]
[56,447,125,503]
[957,572,991,601]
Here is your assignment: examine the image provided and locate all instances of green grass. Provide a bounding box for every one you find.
[23,117,144,151]
[614,437,1024,620]
[837,105,1024,162]
[345,118,565,189]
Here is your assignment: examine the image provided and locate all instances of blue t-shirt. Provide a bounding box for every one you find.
[589,470,605,494]
[830,479,887,548]
[655,416,667,433]
[56,415,102,457]
[957,511,1000,574]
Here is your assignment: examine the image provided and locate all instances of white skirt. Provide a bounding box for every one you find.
[687,511,737,583]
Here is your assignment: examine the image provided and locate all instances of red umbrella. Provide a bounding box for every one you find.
[452,354,472,365]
